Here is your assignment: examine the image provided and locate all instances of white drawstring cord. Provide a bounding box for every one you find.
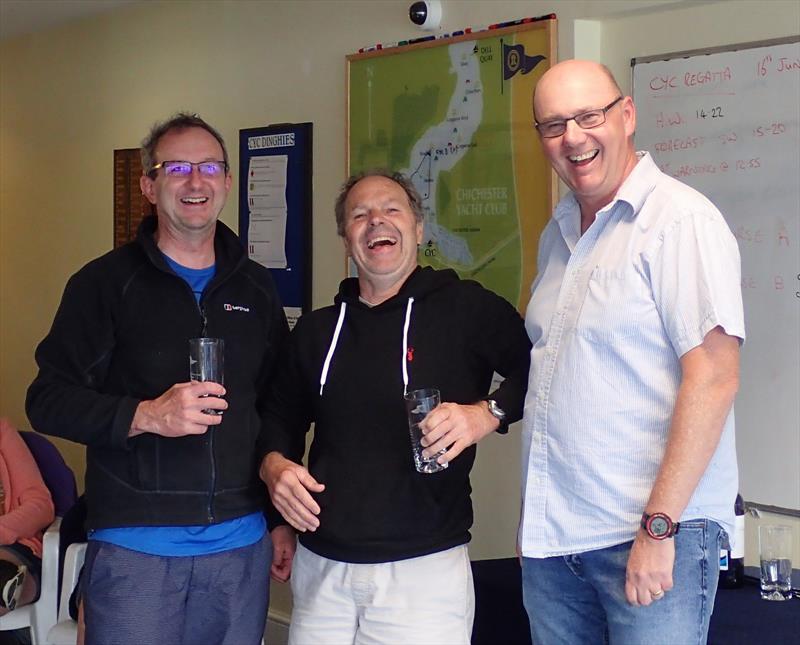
[319,302,347,396]
[402,297,415,395]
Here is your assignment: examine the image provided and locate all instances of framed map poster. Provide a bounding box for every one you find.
[347,18,557,312]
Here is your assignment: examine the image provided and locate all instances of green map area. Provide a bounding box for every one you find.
[350,38,523,306]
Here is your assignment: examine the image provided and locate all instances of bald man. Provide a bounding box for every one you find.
[518,60,745,644]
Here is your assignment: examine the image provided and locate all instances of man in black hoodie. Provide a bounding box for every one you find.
[27,113,294,645]
[260,170,531,644]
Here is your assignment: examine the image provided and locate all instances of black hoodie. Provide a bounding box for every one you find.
[264,266,531,563]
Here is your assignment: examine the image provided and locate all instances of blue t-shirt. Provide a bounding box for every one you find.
[91,254,266,556]
[162,254,216,304]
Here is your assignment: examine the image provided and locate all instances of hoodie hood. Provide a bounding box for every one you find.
[319,266,461,397]
[334,266,461,309]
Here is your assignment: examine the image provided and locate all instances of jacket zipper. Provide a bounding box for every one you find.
[197,298,217,523]
[155,233,242,526]
[199,302,208,337]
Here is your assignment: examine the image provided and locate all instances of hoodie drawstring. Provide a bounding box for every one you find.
[402,297,414,395]
[319,302,347,396]
[318,297,415,397]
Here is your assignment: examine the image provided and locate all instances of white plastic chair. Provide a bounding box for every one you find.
[47,541,86,645]
[0,517,61,644]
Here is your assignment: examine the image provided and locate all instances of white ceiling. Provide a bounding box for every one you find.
[0,0,139,42]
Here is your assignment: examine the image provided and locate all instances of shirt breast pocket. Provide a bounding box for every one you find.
[575,266,650,345]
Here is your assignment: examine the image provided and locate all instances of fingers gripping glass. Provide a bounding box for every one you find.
[535,96,623,138]
[149,160,228,178]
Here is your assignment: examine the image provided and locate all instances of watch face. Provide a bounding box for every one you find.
[488,400,506,420]
[650,516,669,536]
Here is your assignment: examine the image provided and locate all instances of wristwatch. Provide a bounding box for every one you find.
[641,512,680,540]
[484,399,508,435]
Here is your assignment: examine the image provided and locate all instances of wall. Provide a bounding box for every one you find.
[2,0,798,621]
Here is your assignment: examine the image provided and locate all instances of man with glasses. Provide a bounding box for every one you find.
[27,113,294,645]
[519,60,744,644]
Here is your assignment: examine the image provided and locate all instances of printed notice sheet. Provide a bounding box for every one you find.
[247,155,288,268]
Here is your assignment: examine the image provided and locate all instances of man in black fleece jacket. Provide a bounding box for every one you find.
[260,170,531,644]
[27,113,294,645]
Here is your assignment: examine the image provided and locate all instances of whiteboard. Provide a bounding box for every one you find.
[632,37,800,511]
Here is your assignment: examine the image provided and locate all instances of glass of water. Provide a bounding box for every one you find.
[404,388,448,474]
[189,337,225,415]
[759,524,793,601]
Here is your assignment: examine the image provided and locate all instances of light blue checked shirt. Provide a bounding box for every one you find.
[520,152,745,558]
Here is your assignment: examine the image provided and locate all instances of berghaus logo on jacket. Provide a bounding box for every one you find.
[223,303,250,313]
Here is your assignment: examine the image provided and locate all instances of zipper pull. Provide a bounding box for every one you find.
[200,305,208,337]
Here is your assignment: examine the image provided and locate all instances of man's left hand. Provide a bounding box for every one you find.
[625,530,675,606]
[420,402,499,465]
[269,524,296,583]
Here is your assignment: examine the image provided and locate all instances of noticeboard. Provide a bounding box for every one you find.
[238,123,313,328]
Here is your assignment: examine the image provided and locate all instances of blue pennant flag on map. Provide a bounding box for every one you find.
[502,44,546,80]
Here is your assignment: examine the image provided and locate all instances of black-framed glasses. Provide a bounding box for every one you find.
[535,97,623,138]
[149,160,228,178]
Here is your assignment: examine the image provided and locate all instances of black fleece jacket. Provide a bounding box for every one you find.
[264,266,531,563]
[26,216,288,530]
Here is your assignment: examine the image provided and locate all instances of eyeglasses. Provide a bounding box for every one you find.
[149,160,228,178]
[535,97,623,138]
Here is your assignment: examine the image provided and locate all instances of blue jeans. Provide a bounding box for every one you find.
[83,531,272,645]
[522,520,723,645]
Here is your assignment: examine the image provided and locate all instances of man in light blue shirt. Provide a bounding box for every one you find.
[519,60,745,644]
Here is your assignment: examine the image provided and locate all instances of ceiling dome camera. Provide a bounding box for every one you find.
[409,1,442,31]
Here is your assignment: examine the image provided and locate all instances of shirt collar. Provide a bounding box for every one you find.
[615,151,660,217]
[552,193,581,247]
[553,151,660,232]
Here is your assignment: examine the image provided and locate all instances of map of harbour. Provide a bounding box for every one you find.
[349,24,554,310]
